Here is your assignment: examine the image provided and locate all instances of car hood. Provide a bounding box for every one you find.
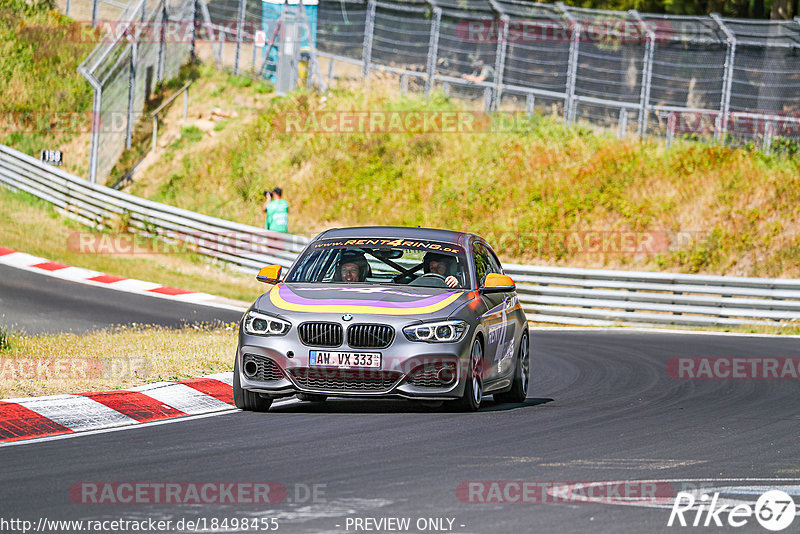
[255,283,471,317]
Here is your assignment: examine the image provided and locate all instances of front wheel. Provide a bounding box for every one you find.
[494,333,529,404]
[452,339,483,412]
[233,356,273,412]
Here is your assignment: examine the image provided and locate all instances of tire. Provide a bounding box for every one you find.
[233,355,273,412]
[452,339,483,412]
[494,333,529,404]
[296,393,327,402]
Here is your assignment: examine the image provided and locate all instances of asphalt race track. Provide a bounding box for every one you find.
[0,264,244,334]
[1,279,799,534]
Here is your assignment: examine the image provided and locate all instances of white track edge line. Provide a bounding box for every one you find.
[0,398,301,448]
[0,254,248,313]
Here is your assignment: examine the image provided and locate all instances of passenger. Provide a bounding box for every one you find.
[423,252,460,288]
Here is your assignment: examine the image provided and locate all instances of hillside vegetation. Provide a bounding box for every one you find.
[127,72,800,279]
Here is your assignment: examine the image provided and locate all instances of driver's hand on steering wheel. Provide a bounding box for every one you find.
[445,275,458,287]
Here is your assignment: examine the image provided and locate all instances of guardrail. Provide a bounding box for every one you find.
[0,145,307,271]
[2,143,800,328]
[503,264,800,327]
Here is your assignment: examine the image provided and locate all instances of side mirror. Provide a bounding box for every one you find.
[256,265,283,284]
[482,273,515,293]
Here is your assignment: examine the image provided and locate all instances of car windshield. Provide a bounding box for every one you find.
[286,238,471,289]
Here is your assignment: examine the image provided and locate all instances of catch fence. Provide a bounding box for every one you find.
[56,0,800,184]
[316,0,800,150]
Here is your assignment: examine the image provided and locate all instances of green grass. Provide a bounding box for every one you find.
[227,74,252,88]
[179,125,203,143]
[129,78,800,279]
[0,186,260,302]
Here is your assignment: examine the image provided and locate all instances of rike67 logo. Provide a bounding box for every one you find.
[668,490,796,531]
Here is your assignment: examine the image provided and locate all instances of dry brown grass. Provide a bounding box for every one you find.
[0,324,236,399]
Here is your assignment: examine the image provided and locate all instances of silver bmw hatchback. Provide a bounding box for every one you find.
[234,226,530,411]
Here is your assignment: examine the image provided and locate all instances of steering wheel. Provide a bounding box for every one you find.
[393,273,417,284]
[408,273,448,288]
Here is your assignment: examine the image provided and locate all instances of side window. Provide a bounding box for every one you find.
[472,243,491,287]
[486,247,504,276]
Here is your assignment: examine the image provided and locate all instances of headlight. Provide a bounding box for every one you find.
[403,320,468,343]
[243,311,291,336]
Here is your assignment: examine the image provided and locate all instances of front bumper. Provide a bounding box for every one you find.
[237,327,472,400]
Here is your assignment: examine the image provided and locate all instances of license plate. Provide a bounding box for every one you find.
[309,351,381,369]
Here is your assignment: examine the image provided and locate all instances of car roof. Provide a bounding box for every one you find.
[314,226,481,247]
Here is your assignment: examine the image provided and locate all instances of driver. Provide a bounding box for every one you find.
[423,252,459,288]
[337,251,370,283]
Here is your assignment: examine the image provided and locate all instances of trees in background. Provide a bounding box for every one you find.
[560,0,796,19]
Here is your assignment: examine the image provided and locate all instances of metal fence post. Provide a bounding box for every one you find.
[762,120,775,153]
[126,41,136,150]
[79,68,103,184]
[618,108,628,139]
[556,3,579,123]
[565,22,581,123]
[637,28,655,138]
[424,6,441,97]
[91,0,98,26]
[191,0,199,63]
[711,13,736,143]
[157,1,167,84]
[361,0,376,78]
[65,0,71,17]
[492,15,509,110]
[234,0,246,75]
[526,94,535,116]
[197,0,221,66]
[666,112,676,147]
[152,115,158,152]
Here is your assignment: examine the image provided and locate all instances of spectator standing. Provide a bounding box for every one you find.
[263,187,289,233]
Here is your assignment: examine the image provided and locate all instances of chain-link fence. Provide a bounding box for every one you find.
[60,0,324,184]
[56,0,130,24]
[315,0,800,151]
[60,0,800,184]
[58,0,195,183]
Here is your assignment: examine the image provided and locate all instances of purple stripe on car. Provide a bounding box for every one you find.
[278,286,458,309]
